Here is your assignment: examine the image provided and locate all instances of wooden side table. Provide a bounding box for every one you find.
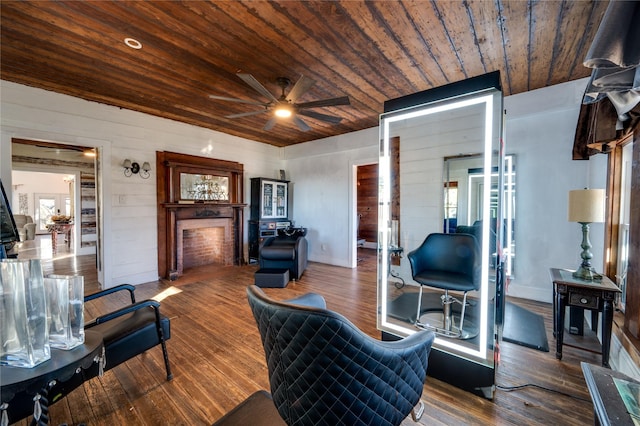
[550,268,620,367]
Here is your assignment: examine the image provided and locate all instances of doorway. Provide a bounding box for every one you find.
[357,163,378,249]
[10,140,98,264]
[355,163,378,269]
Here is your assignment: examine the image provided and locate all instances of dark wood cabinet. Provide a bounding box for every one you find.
[250,178,289,220]
[248,178,291,262]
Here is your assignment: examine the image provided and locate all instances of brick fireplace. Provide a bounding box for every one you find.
[156,151,245,280]
[177,218,233,274]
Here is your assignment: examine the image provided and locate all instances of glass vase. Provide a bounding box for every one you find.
[0,258,50,368]
[44,274,84,350]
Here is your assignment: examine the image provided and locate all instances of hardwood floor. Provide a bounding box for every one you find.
[9,248,601,425]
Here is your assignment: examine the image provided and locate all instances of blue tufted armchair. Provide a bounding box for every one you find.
[245,285,435,426]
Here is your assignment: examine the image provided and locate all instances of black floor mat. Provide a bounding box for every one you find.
[502,302,549,352]
[387,291,482,345]
[387,291,453,323]
[387,292,549,352]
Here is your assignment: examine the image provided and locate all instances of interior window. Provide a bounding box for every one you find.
[444,182,458,222]
[616,141,633,312]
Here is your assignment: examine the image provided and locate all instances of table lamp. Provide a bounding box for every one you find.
[568,189,605,281]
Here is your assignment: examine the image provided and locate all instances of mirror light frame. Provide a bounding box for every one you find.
[378,91,498,362]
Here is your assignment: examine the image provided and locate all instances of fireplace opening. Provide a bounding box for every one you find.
[176,218,233,275]
[183,227,225,269]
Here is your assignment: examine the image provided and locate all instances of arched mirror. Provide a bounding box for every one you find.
[377,72,505,398]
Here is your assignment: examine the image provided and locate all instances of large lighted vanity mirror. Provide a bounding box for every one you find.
[378,73,505,375]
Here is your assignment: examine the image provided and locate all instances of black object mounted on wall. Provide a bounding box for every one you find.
[0,179,20,257]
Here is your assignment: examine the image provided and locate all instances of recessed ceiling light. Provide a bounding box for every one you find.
[124,38,142,49]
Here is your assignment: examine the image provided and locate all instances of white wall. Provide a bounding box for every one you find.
[504,79,607,301]
[283,128,378,267]
[11,170,70,216]
[1,81,282,287]
[1,78,608,302]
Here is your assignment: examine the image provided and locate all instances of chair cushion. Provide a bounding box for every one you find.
[260,245,296,260]
[212,391,285,426]
[413,269,477,292]
[88,308,170,369]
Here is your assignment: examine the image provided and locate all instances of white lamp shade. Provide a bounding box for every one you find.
[568,189,605,223]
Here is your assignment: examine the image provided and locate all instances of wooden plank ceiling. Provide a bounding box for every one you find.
[0,1,608,147]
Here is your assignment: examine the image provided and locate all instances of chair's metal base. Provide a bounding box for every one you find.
[411,400,425,421]
[415,311,479,340]
[414,286,479,340]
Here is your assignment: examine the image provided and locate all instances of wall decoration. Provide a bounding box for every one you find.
[18,193,28,214]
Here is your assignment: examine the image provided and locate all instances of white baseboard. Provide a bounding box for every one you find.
[506,284,552,303]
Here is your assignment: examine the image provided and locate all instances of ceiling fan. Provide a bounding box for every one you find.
[209,73,350,131]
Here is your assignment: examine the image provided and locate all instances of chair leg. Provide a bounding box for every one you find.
[442,290,453,331]
[411,400,425,421]
[160,338,173,381]
[415,284,424,324]
[154,313,173,381]
[458,292,469,332]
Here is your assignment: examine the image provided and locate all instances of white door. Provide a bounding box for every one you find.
[35,193,70,233]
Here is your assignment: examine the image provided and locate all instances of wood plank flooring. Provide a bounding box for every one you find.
[9,248,601,425]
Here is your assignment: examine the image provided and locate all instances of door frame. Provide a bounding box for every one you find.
[350,158,378,268]
[2,131,112,287]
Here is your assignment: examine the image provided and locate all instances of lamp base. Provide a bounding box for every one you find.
[572,265,602,281]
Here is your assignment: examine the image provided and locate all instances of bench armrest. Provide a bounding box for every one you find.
[87,299,162,327]
[85,283,136,304]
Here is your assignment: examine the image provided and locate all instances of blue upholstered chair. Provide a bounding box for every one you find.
[245,285,435,426]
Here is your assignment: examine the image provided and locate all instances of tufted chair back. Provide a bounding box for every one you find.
[247,285,435,426]
[408,232,480,292]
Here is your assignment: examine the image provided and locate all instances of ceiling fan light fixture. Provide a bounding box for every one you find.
[210,73,350,131]
[274,104,293,118]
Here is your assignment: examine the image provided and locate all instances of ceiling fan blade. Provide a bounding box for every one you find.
[293,115,311,132]
[296,96,350,109]
[237,73,279,103]
[297,109,343,124]
[209,94,269,106]
[226,109,268,119]
[286,75,316,103]
[263,117,277,131]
